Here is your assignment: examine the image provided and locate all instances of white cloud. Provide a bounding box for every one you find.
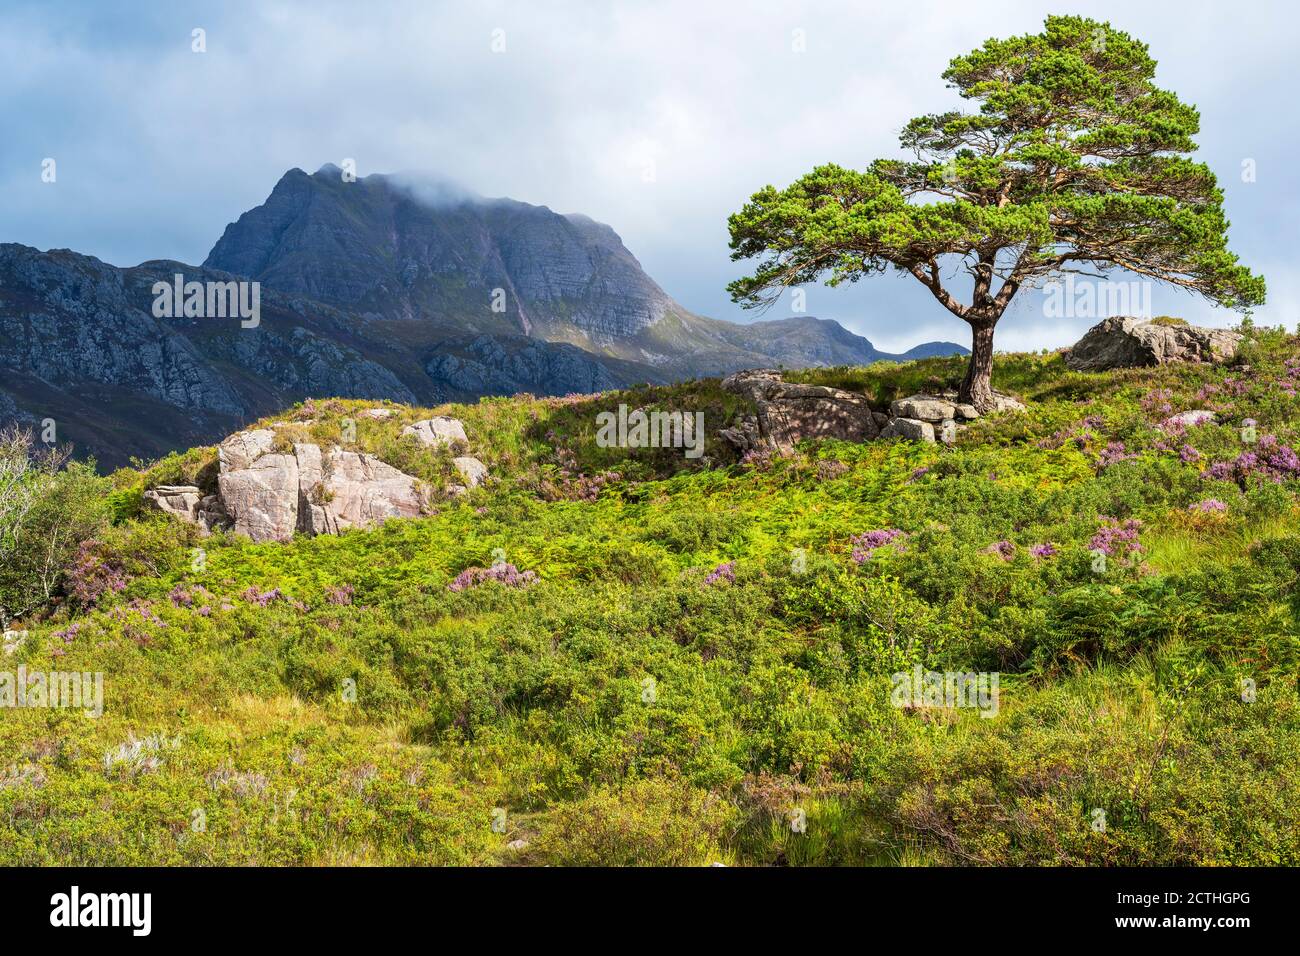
[1,0,1293,351]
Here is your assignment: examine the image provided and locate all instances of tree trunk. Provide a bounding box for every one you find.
[959,322,997,413]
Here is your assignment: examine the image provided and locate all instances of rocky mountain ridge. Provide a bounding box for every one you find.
[0,166,966,467]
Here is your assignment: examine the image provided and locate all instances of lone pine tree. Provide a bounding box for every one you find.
[727,15,1265,411]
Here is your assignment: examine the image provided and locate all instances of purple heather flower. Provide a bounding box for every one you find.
[704,561,736,586]
[851,529,906,564]
[447,563,539,592]
[988,540,1015,559]
[1030,543,1057,558]
[1097,441,1136,469]
[325,585,355,606]
[1089,516,1143,559]
[241,586,287,607]
[1189,499,1228,513]
[1141,389,1174,417]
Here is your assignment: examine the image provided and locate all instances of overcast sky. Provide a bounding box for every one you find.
[2,0,1296,351]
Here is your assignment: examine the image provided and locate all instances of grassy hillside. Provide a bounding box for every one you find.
[2,325,1298,865]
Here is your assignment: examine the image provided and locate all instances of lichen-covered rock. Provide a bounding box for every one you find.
[157,428,429,543]
[1163,409,1218,428]
[218,450,301,542]
[313,450,425,532]
[402,417,468,448]
[719,369,878,455]
[890,396,956,422]
[880,417,935,442]
[218,429,277,472]
[1064,316,1242,371]
[991,393,1027,414]
[143,485,202,520]
[453,456,488,488]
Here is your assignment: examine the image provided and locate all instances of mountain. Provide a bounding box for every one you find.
[205,167,672,342]
[204,167,966,375]
[705,315,966,367]
[0,166,966,466]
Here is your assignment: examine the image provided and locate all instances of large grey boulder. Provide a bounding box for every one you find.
[402,417,468,448]
[1064,316,1242,372]
[890,395,955,422]
[719,369,879,455]
[310,449,424,533]
[880,418,935,442]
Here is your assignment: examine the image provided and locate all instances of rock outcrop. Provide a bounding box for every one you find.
[719,369,879,454]
[143,485,229,535]
[1064,317,1242,372]
[213,432,426,543]
[719,370,1026,452]
[145,412,494,542]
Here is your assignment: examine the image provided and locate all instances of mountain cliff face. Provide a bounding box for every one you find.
[0,244,426,465]
[1,166,965,467]
[205,167,675,342]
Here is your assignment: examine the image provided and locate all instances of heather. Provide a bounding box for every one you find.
[1,326,1299,865]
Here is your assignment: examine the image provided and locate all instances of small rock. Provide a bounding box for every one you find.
[506,839,529,852]
[1163,409,1218,428]
[143,486,204,525]
[453,456,488,488]
[991,393,1027,414]
[359,408,394,420]
[954,404,979,420]
[2,629,28,655]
